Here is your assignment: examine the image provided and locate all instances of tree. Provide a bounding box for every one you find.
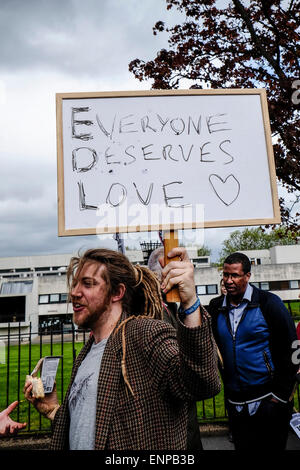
[129,0,300,233]
[218,226,297,262]
[197,245,212,256]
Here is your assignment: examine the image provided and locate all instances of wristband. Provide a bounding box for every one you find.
[179,297,200,316]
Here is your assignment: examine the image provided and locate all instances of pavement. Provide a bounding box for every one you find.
[200,426,300,451]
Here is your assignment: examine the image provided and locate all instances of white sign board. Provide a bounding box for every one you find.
[56,89,280,236]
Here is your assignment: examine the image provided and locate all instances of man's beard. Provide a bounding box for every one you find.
[73,294,111,330]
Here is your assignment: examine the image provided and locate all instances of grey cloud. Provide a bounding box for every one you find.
[0,0,179,77]
[0,161,51,203]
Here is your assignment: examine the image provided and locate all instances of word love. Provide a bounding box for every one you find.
[78,180,190,210]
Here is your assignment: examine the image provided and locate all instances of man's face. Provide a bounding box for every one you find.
[222,262,250,302]
[71,261,111,329]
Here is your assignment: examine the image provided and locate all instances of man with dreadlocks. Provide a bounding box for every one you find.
[24,247,220,450]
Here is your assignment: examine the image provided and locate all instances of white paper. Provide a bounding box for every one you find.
[290,413,300,439]
[41,356,61,394]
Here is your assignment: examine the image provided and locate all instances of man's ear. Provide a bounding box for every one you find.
[111,283,126,303]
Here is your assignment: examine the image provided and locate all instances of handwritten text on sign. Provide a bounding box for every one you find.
[58,91,279,234]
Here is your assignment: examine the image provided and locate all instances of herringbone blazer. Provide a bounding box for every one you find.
[50,308,220,450]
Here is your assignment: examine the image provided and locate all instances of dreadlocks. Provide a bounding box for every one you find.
[67,248,164,395]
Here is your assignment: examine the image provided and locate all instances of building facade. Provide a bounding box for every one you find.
[0,244,299,337]
[0,254,72,336]
[194,244,300,308]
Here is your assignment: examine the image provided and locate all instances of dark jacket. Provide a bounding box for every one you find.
[50,309,220,450]
[208,285,298,403]
[163,301,202,450]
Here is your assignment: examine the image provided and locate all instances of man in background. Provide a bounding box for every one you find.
[208,251,298,450]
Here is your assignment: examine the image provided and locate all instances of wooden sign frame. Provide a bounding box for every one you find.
[56,89,280,237]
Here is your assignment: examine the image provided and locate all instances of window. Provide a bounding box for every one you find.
[0,281,33,295]
[49,294,60,303]
[195,257,209,264]
[39,293,68,304]
[39,295,49,304]
[260,282,269,291]
[289,280,299,289]
[207,284,218,295]
[60,293,69,303]
[0,296,25,323]
[196,285,206,295]
[269,281,288,291]
[250,258,261,266]
[196,285,218,295]
[253,280,299,291]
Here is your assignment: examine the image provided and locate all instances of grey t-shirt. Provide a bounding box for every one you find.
[68,338,108,450]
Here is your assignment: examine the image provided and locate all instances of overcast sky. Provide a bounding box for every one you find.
[1,0,290,262]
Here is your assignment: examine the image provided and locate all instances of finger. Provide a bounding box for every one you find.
[4,401,18,415]
[23,381,32,393]
[162,263,192,285]
[166,247,190,262]
[23,381,31,394]
[163,260,192,274]
[24,383,35,403]
[10,425,19,436]
[11,419,27,430]
[161,268,187,292]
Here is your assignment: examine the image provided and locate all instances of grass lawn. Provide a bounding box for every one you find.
[196,386,227,423]
[1,338,229,432]
[284,301,300,319]
[0,340,84,433]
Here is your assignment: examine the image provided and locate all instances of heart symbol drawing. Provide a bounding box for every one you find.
[209,174,240,206]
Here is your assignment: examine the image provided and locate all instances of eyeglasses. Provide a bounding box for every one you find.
[222,272,245,280]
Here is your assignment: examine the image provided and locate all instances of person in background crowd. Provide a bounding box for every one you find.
[0,402,26,436]
[208,252,298,450]
[24,247,220,450]
[147,246,203,450]
[220,279,227,296]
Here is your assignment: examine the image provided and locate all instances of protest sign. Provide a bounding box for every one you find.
[56,89,280,236]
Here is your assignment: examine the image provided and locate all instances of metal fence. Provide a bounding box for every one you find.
[0,322,90,434]
[0,322,299,435]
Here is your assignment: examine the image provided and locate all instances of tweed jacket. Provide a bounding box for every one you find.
[50,308,220,450]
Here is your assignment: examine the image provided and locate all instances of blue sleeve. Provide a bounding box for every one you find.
[264,294,298,401]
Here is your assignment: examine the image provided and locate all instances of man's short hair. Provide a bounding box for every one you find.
[223,252,251,274]
[147,247,164,281]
